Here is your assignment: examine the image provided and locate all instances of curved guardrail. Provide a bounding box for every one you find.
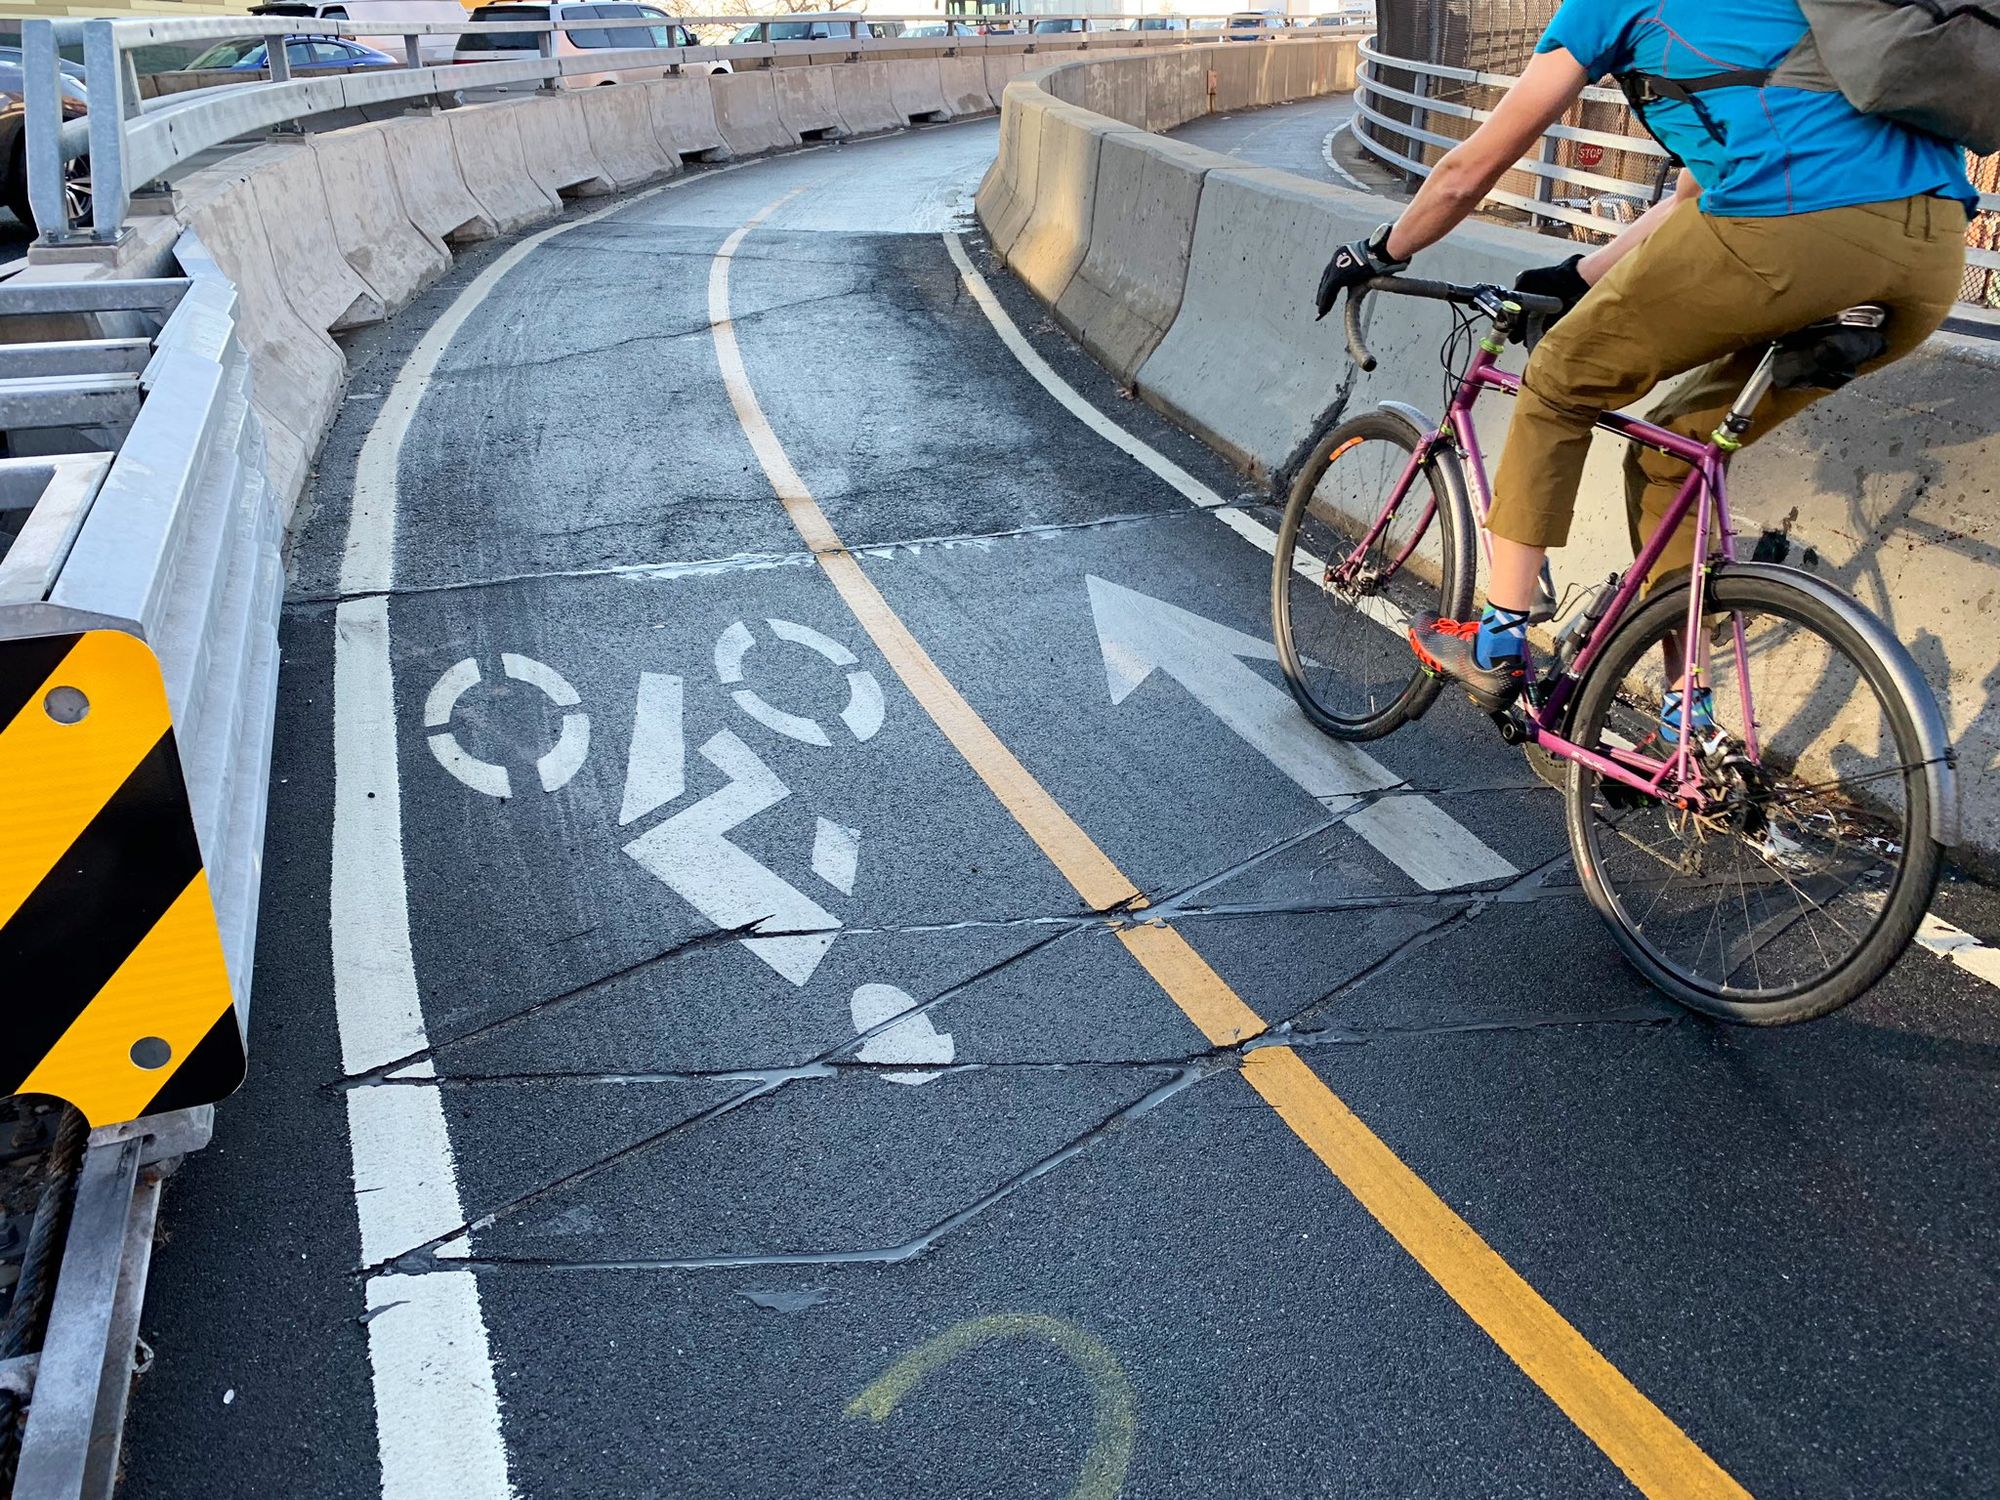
[1351,37,2000,306]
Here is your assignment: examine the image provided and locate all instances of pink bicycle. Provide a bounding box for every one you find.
[1271,276,1955,1023]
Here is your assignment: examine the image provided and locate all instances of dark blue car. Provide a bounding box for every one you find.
[183,35,401,71]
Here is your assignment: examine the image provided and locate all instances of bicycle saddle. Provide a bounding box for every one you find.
[1770,304,1890,391]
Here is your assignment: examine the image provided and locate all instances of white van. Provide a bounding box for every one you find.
[250,1,469,65]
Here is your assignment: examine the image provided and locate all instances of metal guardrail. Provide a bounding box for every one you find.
[0,244,274,1497]
[1352,38,2000,298]
[20,13,1358,248]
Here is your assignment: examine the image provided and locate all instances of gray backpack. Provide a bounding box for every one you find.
[1618,0,2000,155]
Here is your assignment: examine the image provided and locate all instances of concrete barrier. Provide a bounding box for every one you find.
[886,57,952,124]
[574,81,679,190]
[244,144,385,335]
[375,112,499,247]
[517,94,615,200]
[711,70,801,157]
[973,82,1045,259]
[643,75,732,163]
[309,123,452,315]
[173,169,344,515]
[939,55,993,117]
[834,60,901,136]
[1053,129,1223,383]
[772,65,847,141]
[983,48,1031,103]
[1004,101,1130,307]
[447,100,562,234]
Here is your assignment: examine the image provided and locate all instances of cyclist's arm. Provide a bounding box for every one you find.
[1383,48,1589,261]
[1576,169,1702,283]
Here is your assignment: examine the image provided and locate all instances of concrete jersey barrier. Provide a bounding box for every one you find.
[373,112,500,247]
[711,71,802,157]
[309,125,453,316]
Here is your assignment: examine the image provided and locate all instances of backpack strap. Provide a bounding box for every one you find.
[1616,67,1771,145]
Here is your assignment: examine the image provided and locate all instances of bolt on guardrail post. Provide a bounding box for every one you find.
[81,21,130,245]
[20,20,75,244]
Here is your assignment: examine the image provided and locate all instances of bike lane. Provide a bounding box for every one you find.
[117,123,2000,1500]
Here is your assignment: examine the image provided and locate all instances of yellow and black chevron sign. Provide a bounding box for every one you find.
[2,629,246,1127]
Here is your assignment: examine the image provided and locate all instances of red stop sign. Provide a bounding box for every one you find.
[1576,143,1605,168]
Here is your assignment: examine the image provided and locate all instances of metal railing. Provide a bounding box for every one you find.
[1352,38,2000,309]
[19,13,1355,249]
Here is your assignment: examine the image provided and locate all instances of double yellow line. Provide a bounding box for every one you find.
[707,193,1751,1500]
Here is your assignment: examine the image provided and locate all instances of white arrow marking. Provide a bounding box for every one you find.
[1086,575,1514,891]
[850,983,954,1084]
[620,673,685,826]
[811,816,861,894]
[622,728,840,986]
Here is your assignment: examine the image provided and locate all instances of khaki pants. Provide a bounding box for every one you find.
[1487,194,1967,582]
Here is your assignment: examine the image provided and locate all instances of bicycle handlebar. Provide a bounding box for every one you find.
[1340,275,1567,374]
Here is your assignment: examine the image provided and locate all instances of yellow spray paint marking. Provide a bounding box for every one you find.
[711,198,1752,1500]
[847,1313,1136,1500]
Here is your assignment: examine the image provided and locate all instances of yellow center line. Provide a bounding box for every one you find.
[706,194,1752,1500]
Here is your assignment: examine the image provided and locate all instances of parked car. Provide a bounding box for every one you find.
[898,20,981,37]
[183,35,401,72]
[456,3,727,86]
[1029,17,1123,33]
[1133,15,1189,29]
[731,14,870,43]
[249,1,469,65]
[1224,10,1286,38]
[0,60,89,230]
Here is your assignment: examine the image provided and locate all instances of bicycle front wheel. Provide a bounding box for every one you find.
[1563,571,1943,1023]
[1271,411,1474,741]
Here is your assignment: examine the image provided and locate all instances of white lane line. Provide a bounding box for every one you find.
[333,160,755,1500]
[943,230,2000,991]
[1915,913,2000,989]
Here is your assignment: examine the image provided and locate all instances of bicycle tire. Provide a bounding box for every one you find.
[1271,410,1475,742]
[1563,570,1943,1023]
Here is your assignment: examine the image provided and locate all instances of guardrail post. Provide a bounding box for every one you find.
[1532,133,1558,232]
[403,31,423,69]
[537,25,562,92]
[20,20,75,245]
[80,22,130,245]
[266,34,293,84]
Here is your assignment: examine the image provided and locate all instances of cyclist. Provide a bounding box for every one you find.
[1313,0,1975,730]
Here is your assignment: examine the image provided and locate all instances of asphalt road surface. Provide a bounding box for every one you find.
[117,117,2000,1499]
[1171,92,1356,180]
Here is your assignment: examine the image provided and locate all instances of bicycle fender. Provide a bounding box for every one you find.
[1371,400,1476,531]
[1719,561,1959,847]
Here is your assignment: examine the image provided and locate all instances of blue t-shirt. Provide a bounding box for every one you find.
[1537,0,1977,218]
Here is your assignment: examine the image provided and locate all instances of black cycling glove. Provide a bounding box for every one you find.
[1510,254,1591,346]
[1314,223,1408,320]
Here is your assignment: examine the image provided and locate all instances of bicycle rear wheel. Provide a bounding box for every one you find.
[1271,411,1474,741]
[1563,571,1943,1023]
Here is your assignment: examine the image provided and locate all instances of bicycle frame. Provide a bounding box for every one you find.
[1359,341,1759,806]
